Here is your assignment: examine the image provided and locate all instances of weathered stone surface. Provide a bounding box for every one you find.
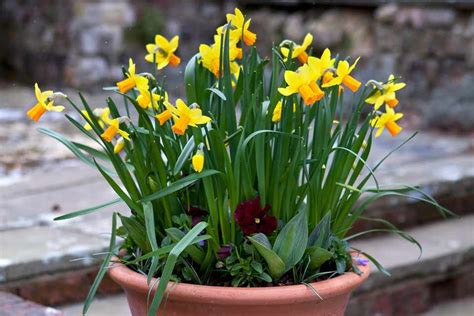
[0,291,62,316]
[61,294,129,316]
[348,215,474,315]
[0,226,108,282]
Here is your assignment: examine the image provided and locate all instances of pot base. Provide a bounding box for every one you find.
[108,256,370,316]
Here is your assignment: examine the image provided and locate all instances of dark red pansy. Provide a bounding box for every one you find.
[188,206,208,226]
[234,197,277,235]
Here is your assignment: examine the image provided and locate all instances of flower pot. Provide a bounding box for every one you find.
[108,256,370,316]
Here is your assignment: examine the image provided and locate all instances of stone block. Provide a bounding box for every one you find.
[375,4,398,24]
[80,25,123,56]
[67,57,109,87]
[0,226,108,283]
[75,2,134,28]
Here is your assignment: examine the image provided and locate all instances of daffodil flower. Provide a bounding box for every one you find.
[167,99,211,135]
[280,33,313,64]
[116,58,149,94]
[278,64,324,106]
[81,107,111,130]
[27,83,65,122]
[101,117,130,142]
[225,8,256,46]
[145,35,181,70]
[199,35,241,77]
[371,106,404,137]
[192,150,205,173]
[366,74,406,110]
[114,137,126,154]
[136,83,168,110]
[322,58,361,92]
[272,101,297,122]
[308,49,336,84]
[272,101,283,122]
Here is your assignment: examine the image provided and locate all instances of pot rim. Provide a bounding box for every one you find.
[108,254,370,305]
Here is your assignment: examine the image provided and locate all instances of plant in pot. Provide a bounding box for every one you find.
[26,8,451,316]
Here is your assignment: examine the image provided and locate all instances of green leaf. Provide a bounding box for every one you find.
[38,128,115,176]
[82,212,117,315]
[207,88,227,101]
[165,227,205,264]
[54,198,122,221]
[273,210,308,272]
[173,136,195,175]
[93,159,140,211]
[248,233,285,279]
[308,212,331,248]
[144,202,160,284]
[140,170,220,203]
[184,54,199,104]
[308,246,333,270]
[119,214,150,253]
[147,222,208,316]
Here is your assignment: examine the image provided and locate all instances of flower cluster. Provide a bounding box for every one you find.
[23,7,448,309]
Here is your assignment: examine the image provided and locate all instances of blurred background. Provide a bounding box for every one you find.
[0,1,473,315]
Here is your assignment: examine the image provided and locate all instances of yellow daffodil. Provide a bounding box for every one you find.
[280,33,313,64]
[225,8,256,46]
[116,58,149,94]
[308,49,336,84]
[371,105,404,137]
[145,35,181,69]
[27,83,65,122]
[136,83,168,110]
[322,58,361,92]
[192,151,205,173]
[278,64,324,106]
[155,109,173,126]
[81,107,111,130]
[101,117,130,142]
[167,99,211,135]
[272,101,283,122]
[271,101,297,122]
[199,37,240,77]
[114,137,126,154]
[366,75,406,110]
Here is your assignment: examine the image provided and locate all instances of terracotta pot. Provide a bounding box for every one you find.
[108,256,370,316]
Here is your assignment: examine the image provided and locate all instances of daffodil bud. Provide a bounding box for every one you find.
[114,137,125,154]
[192,151,205,173]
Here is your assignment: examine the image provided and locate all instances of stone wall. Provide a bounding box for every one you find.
[246,4,474,131]
[0,1,473,130]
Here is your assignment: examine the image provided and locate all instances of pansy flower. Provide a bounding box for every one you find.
[234,197,277,235]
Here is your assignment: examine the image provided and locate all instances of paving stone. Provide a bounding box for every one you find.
[0,163,128,233]
[422,297,474,316]
[61,294,129,316]
[0,291,62,316]
[0,226,108,283]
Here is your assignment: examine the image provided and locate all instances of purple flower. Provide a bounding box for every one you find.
[217,244,233,260]
[355,257,370,266]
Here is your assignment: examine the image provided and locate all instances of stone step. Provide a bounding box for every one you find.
[55,215,474,315]
[348,215,474,315]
